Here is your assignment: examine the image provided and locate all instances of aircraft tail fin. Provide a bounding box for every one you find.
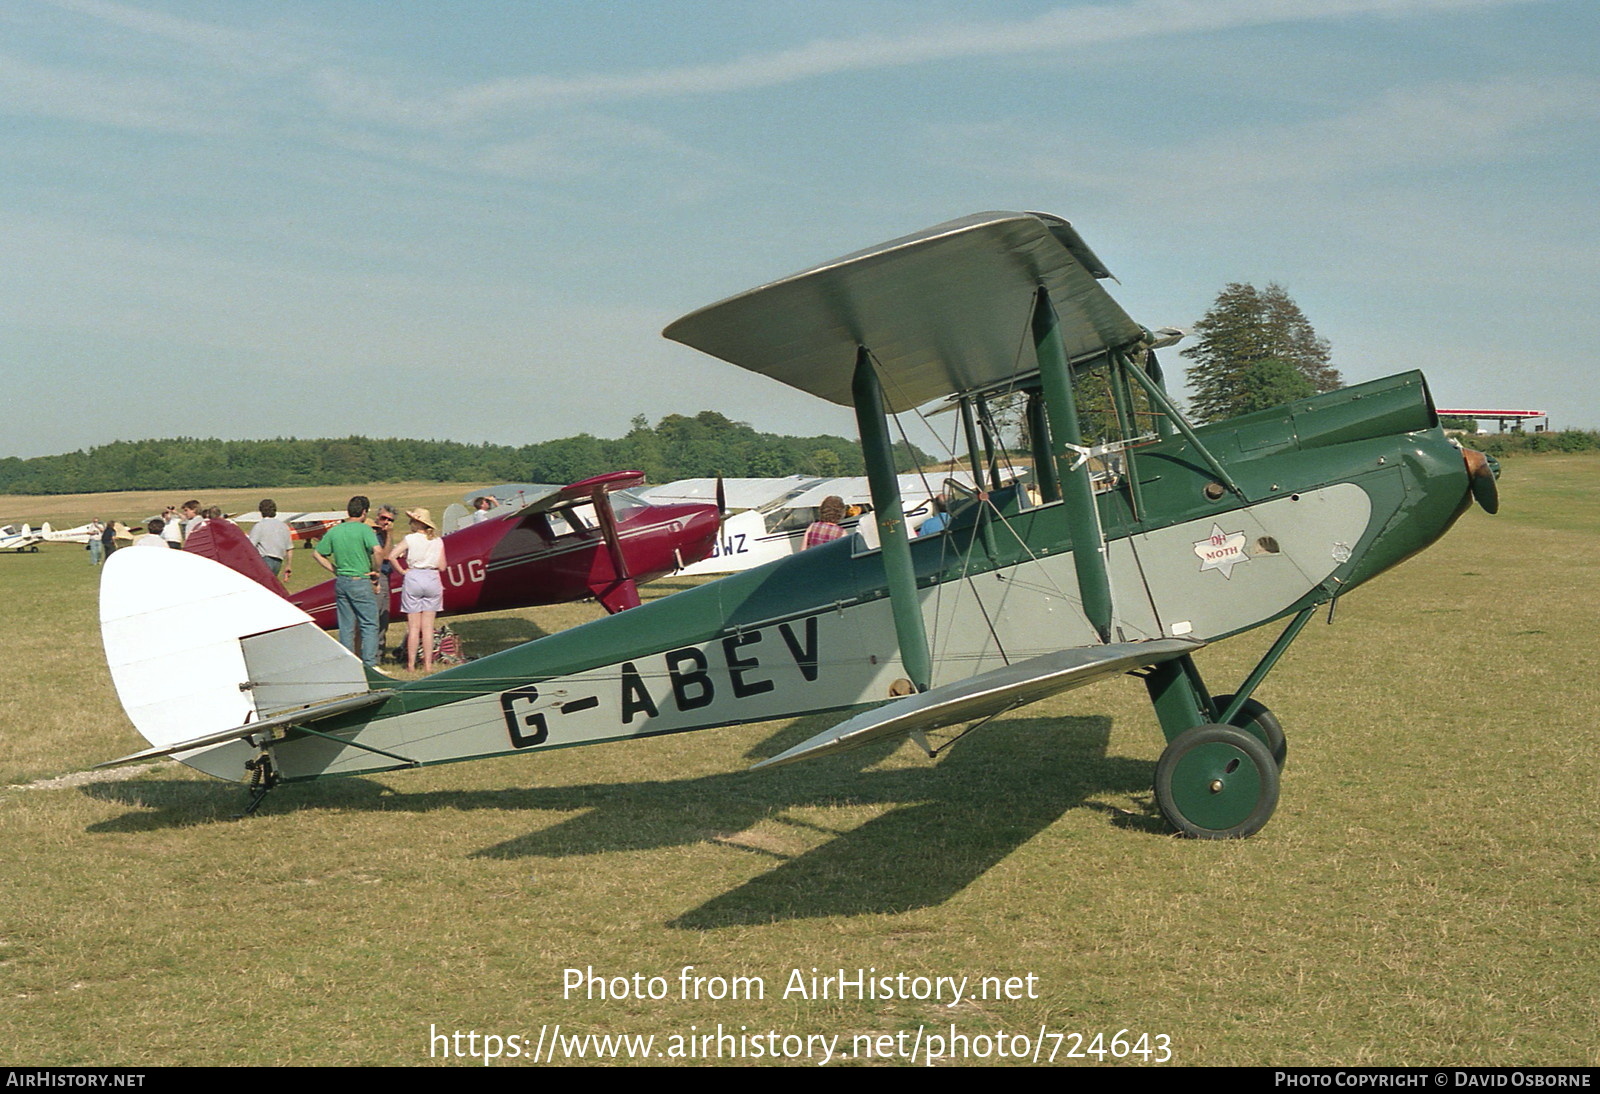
[100,547,371,782]
[182,518,290,597]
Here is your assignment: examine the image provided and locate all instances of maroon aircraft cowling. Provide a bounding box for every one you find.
[185,473,721,627]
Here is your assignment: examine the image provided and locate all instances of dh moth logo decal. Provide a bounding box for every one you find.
[1193,523,1250,579]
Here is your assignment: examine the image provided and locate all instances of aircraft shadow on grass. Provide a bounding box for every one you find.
[81,714,1164,925]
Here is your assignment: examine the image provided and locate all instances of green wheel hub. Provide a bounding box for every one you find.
[1155,724,1280,839]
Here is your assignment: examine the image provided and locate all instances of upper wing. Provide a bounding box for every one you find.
[501,472,648,520]
[462,483,563,513]
[754,638,1202,769]
[546,471,647,507]
[663,211,1146,412]
[640,477,818,512]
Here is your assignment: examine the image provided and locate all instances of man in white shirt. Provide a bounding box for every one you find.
[179,500,203,542]
[248,498,294,577]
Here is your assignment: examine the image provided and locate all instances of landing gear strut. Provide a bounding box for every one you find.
[1211,693,1287,769]
[1141,605,1319,838]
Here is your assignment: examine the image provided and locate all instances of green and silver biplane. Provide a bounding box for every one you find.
[98,212,1497,836]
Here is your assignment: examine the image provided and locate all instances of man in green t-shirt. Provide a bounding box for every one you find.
[313,496,382,666]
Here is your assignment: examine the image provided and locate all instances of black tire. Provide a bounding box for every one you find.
[1211,693,1287,769]
[1155,724,1280,839]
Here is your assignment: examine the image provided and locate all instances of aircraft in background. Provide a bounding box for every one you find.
[440,484,560,534]
[42,522,96,545]
[641,470,1025,576]
[99,211,1498,837]
[187,471,721,624]
[232,510,346,543]
[0,523,49,552]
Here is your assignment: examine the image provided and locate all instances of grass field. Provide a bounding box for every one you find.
[2,460,1596,1066]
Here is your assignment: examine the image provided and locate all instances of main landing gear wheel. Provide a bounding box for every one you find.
[1211,693,1287,769]
[1155,725,1280,839]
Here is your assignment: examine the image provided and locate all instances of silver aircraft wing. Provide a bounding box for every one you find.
[753,638,1203,769]
[664,211,1146,412]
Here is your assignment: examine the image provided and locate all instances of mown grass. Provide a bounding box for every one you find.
[1,459,1595,1066]
[0,482,481,533]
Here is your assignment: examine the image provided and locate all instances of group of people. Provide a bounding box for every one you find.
[87,499,213,563]
[134,500,214,551]
[309,495,448,674]
[87,493,447,672]
[801,493,952,548]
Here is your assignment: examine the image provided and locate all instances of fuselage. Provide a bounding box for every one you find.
[290,500,720,627]
[224,370,1473,784]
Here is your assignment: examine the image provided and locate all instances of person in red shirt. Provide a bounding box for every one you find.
[803,495,848,549]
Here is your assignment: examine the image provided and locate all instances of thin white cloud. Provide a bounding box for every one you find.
[473,115,730,183]
[1172,77,1600,188]
[14,0,1551,143]
[0,51,232,132]
[926,74,1600,197]
[432,0,1541,120]
[39,0,311,74]
[8,0,328,135]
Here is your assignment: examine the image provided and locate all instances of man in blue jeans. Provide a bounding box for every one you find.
[312,496,382,666]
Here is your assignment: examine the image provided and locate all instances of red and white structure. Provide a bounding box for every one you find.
[1436,408,1548,432]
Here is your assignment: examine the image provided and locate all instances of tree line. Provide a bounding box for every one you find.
[1454,429,1600,457]
[0,412,930,496]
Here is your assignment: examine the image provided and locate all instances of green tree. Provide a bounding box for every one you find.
[1231,358,1315,415]
[809,448,844,478]
[1182,282,1341,423]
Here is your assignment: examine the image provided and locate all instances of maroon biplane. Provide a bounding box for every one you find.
[188,472,720,624]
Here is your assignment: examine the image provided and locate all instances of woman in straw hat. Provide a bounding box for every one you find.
[388,507,449,672]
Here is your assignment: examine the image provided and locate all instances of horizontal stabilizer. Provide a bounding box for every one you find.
[95,690,395,769]
[754,638,1203,769]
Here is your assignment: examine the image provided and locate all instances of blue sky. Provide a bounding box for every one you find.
[4,0,1596,460]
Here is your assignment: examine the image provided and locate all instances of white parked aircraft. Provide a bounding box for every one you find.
[43,522,104,545]
[642,470,1025,576]
[0,523,49,552]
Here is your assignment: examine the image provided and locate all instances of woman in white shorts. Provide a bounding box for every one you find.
[388,507,448,672]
